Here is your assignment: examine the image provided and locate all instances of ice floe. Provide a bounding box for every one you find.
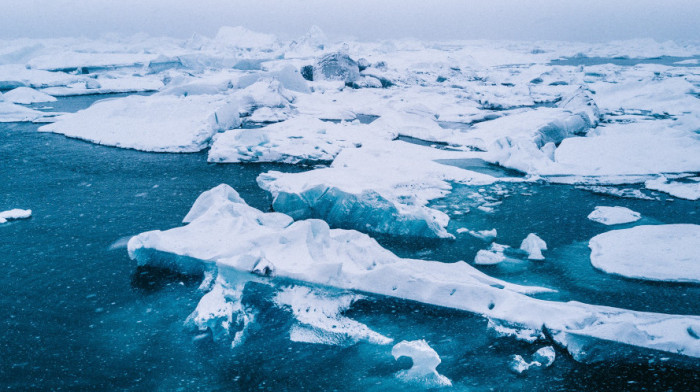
[589,224,700,283]
[128,185,700,361]
[39,94,240,152]
[0,209,32,224]
[645,177,700,201]
[509,346,556,374]
[392,340,452,387]
[587,206,641,225]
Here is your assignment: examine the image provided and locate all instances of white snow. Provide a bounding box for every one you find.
[39,94,240,152]
[474,249,506,265]
[645,177,700,201]
[392,340,451,387]
[587,206,641,225]
[589,224,700,283]
[0,209,32,224]
[2,87,56,104]
[520,233,547,260]
[128,185,700,361]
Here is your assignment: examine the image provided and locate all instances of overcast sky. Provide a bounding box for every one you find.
[1,0,698,42]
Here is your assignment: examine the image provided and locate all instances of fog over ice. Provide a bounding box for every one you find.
[1,0,698,42]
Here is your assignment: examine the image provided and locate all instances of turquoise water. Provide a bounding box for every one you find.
[1,96,698,390]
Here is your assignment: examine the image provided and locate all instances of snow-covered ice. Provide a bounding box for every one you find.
[589,224,700,283]
[587,206,641,225]
[0,209,32,224]
[2,87,56,104]
[520,233,547,260]
[392,340,452,387]
[128,185,700,361]
[645,177,700,201]
[509,346,556,374]
[39,94,240,152]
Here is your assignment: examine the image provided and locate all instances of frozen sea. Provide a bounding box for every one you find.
[1,95,699,390]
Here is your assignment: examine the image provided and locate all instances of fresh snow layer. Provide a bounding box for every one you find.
[0,209,32,224]
[128,185,700,361]
[39,94,240,152]
[2,87,56,104]
[645,177,700,201]
[520,233,547,260]
[589,224,700,283]
[392,340,452,387]
[587,206,641,225]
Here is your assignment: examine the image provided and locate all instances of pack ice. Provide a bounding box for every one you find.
[39,94,240,152]
[128,185,700,362]
[589,224,700,283]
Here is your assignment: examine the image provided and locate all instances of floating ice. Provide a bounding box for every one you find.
[128,185,700,361]
[645,177,700,201]
[257,140,498,238]
[39,94,240,152]
[474,248,506,265]
[313,52,360,84]
[2,87,56,104]
[0,101,45,122]
[587,206,641,225]
[520,233,547,260]
[274,286,392,346]
[392,340,452,387]
[589,224,700,283]
[509,346,556,374]
[0,209,32,224]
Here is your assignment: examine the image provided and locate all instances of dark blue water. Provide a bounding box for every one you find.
[1,96,698,390]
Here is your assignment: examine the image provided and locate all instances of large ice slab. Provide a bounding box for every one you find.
[208,115,394,164]
[257,140,498,238]
[0,101,45,122]
[128,185,700,361]
[589,224,700,283]
[39,94,240,152]
[645,177,700,201]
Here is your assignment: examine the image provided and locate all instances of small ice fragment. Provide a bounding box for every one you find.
[475,249,505,265]
[0,209,32,224]
[392,340,452,387]
[520,233,547,260]
[509,346,555,374]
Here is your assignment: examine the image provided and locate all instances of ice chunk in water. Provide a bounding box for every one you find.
[0,208,32,224]
[587,206,641,225]
[520,233,547,260]
[392,340,452,387]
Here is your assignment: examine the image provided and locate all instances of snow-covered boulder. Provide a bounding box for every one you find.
[392,340,451,387]
[589,224,700,283]
[587,206,641,225]
[39,94,240,152]
[128,184,700,362]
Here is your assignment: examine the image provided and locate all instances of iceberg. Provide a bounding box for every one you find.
[39,94,240,152]
[392,340,452,387]
[128,185,700,362]
[257,140,498,238]
[587,206,641,225]
[589,224,700,283]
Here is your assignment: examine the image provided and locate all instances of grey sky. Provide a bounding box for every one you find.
[1,0,698,42]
